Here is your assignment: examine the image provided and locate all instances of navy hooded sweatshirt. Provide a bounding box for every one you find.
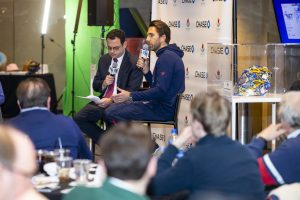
[131,44,185,115]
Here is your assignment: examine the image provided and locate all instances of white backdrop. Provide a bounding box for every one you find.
[151,0,233,146]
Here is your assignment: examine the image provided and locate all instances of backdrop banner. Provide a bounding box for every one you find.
[151,0,233,145]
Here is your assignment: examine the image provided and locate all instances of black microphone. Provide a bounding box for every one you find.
[108,58,118,77]
[140,43,149,59]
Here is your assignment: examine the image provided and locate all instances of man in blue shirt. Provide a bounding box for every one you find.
[7,78,92,159]
[105,20,185,123]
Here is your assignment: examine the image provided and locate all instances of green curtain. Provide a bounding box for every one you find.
[63,0,120,116]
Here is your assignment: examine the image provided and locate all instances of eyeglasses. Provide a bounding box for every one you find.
[107,45,123,52]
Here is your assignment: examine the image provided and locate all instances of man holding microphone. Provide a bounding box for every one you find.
[105,20,185,124]
[74,29,143,143]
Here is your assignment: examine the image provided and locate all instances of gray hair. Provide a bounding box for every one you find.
[279,92,300,129]
[190,90,231,137]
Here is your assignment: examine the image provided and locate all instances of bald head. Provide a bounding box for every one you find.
[16,78,50,109]
[279,92,300,129]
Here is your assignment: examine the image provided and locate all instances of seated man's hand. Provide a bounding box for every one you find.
[103,75,115,87]
[96,98,113,108]
[257,123,287,141]
[173,127,196,150]
[137,57,150,74]
[112,88,130,103]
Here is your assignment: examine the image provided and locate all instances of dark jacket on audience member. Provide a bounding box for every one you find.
[149,135,265,199]
[8,109,92,159]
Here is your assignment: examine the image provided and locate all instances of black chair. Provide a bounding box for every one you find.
[134,93,182,130]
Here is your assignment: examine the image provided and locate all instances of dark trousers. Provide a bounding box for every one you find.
[73,102,105,143]
[104,101,173,123]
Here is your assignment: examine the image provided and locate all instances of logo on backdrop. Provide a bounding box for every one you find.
[153,132,165,142]
[210,46,230,55]
[181,0,196,4]
[181,45,195,53]
[215,70,222,80]
[168,20,181,28]
[158,0,168,4]
[186,18,191,29]
[195,71,208,79]
[184,115,189,126]
[196,20,210,28]
[224,46,230,55]
[216,18,222,30]
[200,43,205,55]
[182,93,194,101]
[185,67,189,78]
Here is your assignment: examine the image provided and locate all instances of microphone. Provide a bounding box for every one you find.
[108,58,118,76]
[140,43,149,59]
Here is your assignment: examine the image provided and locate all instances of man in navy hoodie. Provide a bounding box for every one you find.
[105,20,185,123]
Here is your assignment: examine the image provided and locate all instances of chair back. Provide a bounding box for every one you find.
[173,94,182,126]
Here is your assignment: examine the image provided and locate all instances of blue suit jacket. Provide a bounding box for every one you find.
[8,109,92,159]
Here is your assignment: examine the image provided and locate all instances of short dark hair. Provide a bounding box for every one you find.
[149,20,171,44]
[99,122,154,180]
[106,29,126,45]
[190,90,231,137]
[16,78,50,108]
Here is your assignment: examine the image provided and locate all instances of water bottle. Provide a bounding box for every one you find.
[171,128,177,143]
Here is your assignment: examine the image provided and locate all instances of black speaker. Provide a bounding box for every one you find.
[88,0,114,26]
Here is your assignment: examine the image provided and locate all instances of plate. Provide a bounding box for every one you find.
[43,162,58,176]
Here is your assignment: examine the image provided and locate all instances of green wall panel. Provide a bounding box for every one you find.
[64,0,119,116]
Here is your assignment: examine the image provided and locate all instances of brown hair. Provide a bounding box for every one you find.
[149,20,171,44]
[99,122,154,180]
[0,126,16,170]
[190,90,231,137]
[16,78,50,108]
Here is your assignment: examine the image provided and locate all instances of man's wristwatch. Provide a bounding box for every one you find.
[256,135,268,144]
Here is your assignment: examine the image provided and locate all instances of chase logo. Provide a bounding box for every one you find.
[181,0,196,3]
[196,20,210,28]
[224,46,229,55]
[182,93,193,101]
[181,45,195,53]
[195,71,208,79]
[168,20,181,28]
[158,0,168,4]
[210,46,229,55]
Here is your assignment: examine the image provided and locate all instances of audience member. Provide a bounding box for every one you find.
[7,78,92,159]
[74,29,143,143]
[247,91,300,186]
[267,183,300,200]
[63,123,156,200]
[149,90,265,199]
[0,125,47,200]
[105,20,185,123]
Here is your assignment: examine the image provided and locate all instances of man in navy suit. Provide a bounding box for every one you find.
[73,29,143,143]
[7,78,92,159]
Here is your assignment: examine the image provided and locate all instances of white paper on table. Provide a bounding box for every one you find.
[77,95,101,104]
